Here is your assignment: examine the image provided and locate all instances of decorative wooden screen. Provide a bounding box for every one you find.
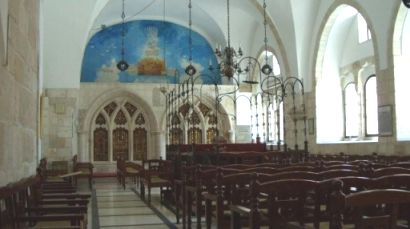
[94,113,108,161]
[188,127,202,144]
[113,127,128,160]
[125,102,137,117]
[94,128,108,161]
[115,110,127,125]
[104,102,117,117]
[93,99,150,162]
[170,128,183,145]
[133,128,147,160]
[206,127,218,144]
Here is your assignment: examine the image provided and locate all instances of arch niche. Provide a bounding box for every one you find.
[79,90,160,166]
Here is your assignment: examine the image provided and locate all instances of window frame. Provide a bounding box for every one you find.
[343,82,359,139]
[363,74,378,137]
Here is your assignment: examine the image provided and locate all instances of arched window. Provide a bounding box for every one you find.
[236,93,252,125]
[92,99,148,162]
[357,13,371,43]
[344,83,359,137]
[364,75,378,136]
[394,5,410,140]
[316,5,375,143]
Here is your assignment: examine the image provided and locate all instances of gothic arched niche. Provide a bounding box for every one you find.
[91,98,149,162]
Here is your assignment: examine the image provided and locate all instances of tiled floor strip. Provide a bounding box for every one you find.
[93,177,177,228]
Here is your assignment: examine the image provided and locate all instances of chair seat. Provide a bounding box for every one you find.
[126,168,139,174]
[150,176,169,184]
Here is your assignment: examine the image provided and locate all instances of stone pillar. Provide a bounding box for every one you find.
[150,130,162,159]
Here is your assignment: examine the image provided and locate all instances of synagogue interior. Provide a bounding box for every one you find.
[1,0,410,228]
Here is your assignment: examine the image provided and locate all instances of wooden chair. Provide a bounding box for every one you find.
[373,174,410,190]
[277,165,317,172]
[372,167,410,178]
[117,156,142,189]
[390,161,410,169]
[174,165,198,227]
[320,169,361,180]
[185,167,218,229]
[72,155,94,189]
[204,170,254,229]
[140,159,172,202]
[231,178,319,229]
[267,171,320,181]
[331,189,410,229]
[324,164,360,171]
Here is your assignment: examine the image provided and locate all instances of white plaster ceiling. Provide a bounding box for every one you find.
[89,0,264,48]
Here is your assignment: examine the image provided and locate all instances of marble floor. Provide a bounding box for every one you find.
[92,177,178,229]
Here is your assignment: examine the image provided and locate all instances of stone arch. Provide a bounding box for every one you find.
[313,0,379,87]
[313,1,378,143]
[249,0,291,79]
[392,2,409,140]
[79,88,159,163]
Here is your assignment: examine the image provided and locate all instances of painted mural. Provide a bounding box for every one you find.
[81,20,220,84]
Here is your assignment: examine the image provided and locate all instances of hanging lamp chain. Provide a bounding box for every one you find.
[121,0,125,57]
[189,0,192,62]
[263,0,268,63]
[227,0,231,49]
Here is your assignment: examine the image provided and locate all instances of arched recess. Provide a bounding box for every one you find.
[314,2,377,143]
[80,89,159,162]
[393,3,410,140]
[166,94,232,145]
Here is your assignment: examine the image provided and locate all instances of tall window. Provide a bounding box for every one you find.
[344,83,359,137]
[236,93,252,125]
[357,13,371,43]
[364,76,378,135]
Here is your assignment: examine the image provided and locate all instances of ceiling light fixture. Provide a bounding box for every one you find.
[117,0,129,71]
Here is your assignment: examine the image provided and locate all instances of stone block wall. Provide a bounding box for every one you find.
[0,0,39,186]
[41,89,78,161]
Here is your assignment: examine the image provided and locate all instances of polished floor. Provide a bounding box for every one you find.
[91,177,178,229]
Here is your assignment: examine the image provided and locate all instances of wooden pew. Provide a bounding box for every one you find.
[0,177,89,229]
[330,189,410,229]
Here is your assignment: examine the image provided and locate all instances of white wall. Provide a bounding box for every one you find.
[42,0,96,88]
[340,17,374,67]
[0,0,7,61]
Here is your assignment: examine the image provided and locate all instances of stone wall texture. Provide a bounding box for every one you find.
[0,0,39,186]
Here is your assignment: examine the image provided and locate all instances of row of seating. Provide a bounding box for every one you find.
[229,173,410,229]
[116,157,173,203]
[0,164,91,229]
[175,160,410,229]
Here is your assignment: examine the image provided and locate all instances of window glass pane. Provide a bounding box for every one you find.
[236,93,251,125]
[357,13,371,43]
[365,77,378,135]
[344,84,359,137]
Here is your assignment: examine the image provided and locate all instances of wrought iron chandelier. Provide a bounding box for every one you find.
[210,0,243,79]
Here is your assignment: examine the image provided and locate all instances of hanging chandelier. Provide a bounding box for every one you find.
[184,0,197,77]
[117,0,129,71]
[211,0,243,79]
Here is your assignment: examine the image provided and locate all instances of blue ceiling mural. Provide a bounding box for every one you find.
[81,20,220,84]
